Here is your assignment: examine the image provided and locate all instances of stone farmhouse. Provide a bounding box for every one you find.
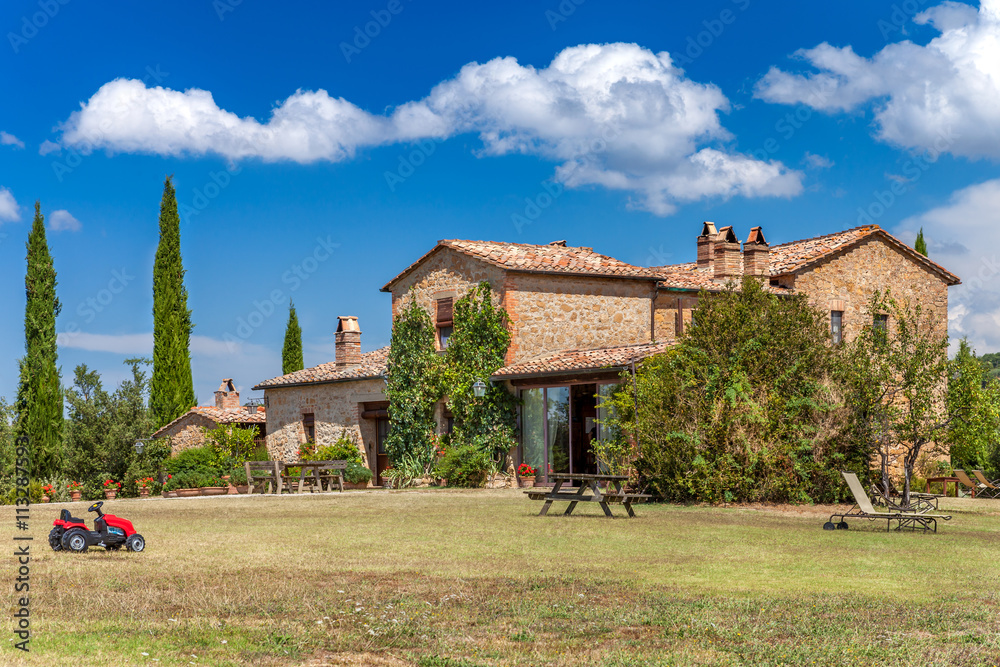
[254,223,960,486]
[152,379,267,453]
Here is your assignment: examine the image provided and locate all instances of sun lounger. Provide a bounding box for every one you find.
[954,470,986,498]
[971,470,1000,499]
[869,483,939,512]
[825,472,951,533]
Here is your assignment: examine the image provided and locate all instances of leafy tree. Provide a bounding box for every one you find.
[150,176,196,427]
[384,292,441,468]
[604,276,855,503]
[0,398,17,480]
[444,282,518,470]
[914,228,928,257]
[947,340,1000,478]
[15,202,63,478]
[282,300,304,375]
[840,290,970,505]
[203,424,260,471]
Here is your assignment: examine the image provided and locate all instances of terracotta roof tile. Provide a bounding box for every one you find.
[493,342,672,379]
[382,239,662,291]
[152,406,266,438]
[253,347,389,389]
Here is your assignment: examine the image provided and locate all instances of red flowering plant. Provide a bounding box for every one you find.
[41,484,54,495]
[103,479,121,490]
[135,477,155,490]
[517,463,536,478]
[66,481,82,490]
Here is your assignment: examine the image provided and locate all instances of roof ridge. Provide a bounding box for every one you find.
[769,224,880,249]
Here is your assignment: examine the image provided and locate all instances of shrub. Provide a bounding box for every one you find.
[303,433,364,463]
[204,424,259,469]
[435,444,491,488]
[165,446,219,476]
[345,460,373,485]
[227,467,249,485]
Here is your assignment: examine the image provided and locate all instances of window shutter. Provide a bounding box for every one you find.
[437,297,453,326]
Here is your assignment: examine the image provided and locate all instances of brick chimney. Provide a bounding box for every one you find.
[697,221,717,269]
[215,379,240,409]
[713,226,741,282]
[743,226,770,278]
[335,316,362,368]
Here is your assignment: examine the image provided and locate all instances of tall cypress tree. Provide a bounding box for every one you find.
[914,228,928,257]
[150,176,195,427]
[15,202,63,477]
[282,301,304,375]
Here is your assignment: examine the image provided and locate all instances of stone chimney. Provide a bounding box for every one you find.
[713,226,741,282]
[743,226,770,278]
[335,316,362,368]
[697,221,717,269]
[215,379,240,409]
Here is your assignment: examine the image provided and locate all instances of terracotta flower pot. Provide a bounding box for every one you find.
[70,490,81,501]
[175,488,199,498]
[104,490,117,500]
[139,489,150,498]
[199,487,227,496]
[167,491,178,498]
[518,477,535,489]
[343,481,368,490]
[235,485,250,494]
[41,495,50,503]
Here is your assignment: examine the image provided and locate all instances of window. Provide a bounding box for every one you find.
[831,311,843,345]
[302,413,315,443]
[436,297,454,350]
[873,314,888,331]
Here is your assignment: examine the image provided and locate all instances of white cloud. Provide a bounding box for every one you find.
[803,152,833,169]
[38,140,61,155]
[755,0,1000,159]
[0,187,20,223]
[48,209,81,232]
[57,43,803,215]
[0,131,24,149]
[895,178,1000,353]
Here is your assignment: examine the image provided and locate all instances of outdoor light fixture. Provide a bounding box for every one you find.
[134,440,146,455]
[472,380,487,398]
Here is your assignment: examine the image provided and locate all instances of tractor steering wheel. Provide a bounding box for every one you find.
[88,501,104,514]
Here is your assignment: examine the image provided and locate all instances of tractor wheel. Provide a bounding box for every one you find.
[65,529,89,553]
[48,528,64,551]
[125,534,145,553]
[822,521,836,531]
[837,522,849,530]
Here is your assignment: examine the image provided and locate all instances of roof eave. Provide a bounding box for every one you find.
[254,373,386,392]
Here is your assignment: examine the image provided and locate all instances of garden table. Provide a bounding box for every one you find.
[926,476,961,498]
[523,473,650,518]
[282,461,347,493]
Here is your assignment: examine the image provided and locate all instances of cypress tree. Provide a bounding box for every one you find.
[15,202,63,477]
[150,176,196,427]
[282,301,304,375]
[914,228,928,257]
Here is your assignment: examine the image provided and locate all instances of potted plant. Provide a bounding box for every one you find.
[199,474,228,496]
[103,479,121,500]
[517,463,536,488]
[344,461,374,489]
[67,481,82,502]
[161,474,176,497]
[41,484,54,503]
[136,477,154,499]
[172,473,201,497]
[228,468,250,494]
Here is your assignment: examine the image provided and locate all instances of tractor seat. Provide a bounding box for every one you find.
[59,509,87,524]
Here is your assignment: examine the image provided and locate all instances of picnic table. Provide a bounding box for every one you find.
[283,461,347,493]
[927,476,961,498]
[524,473,651,518]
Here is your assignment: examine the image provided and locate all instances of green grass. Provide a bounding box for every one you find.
[3,489,1000,665]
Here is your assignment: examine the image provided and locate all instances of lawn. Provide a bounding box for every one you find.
[3,489,1000,666]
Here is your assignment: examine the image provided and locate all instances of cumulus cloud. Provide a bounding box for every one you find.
[0,187,20,223]
[0,131,24,149]
[57,43,802,215]
[803,152,834,169]
[38,140,61,155]
[48,209,81,232]
[895,178,1000,352]
[755,0,1000,158]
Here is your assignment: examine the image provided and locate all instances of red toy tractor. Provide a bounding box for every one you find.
[49,501,145,553]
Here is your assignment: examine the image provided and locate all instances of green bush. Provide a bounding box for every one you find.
[0,480,42,505]
[435,444,490,488]
[345,460,373,485]
[165,446,219,476]
[204,424,259,469]
[227,467,249,485]
[305,434,364,463]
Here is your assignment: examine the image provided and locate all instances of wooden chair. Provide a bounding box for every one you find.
[245,461,284,495]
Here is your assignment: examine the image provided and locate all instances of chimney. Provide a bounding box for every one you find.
[743,226,770,278]
[335,316,362,368]
[215,379,240,409]
[713,226,741,282]
[697,221,718,269]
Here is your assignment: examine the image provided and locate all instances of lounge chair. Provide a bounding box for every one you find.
[972,471,1000,499]
[825,472,951,533]
[869,483,939,512]
[954,470,985,498]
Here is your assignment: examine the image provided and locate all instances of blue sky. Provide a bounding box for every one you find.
[1,0,998,403]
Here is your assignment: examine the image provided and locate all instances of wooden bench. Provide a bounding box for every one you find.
[281,461,350,493]
[245,461,284,495]
[525,473,650,518]
[313,461,348,492]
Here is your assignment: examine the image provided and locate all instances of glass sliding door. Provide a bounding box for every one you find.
[546,387,570,477]
[521,388,545,477]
